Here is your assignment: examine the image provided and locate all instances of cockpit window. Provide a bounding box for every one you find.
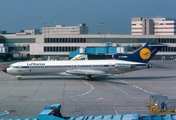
[9,66,18,68]
[9,65,13,68]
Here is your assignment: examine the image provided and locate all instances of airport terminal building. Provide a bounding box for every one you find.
[0,20,176,60]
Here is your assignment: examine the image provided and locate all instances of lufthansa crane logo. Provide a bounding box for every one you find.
[140,48,151,60]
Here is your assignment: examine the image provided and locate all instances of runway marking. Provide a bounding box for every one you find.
[106,82,136,99]
[70,80,94,98]
[1,81,20,101]
[29,80,94,101]
[119,80,156,94]
[106,79,157,99]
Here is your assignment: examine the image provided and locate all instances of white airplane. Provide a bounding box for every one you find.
[2,43,166,80]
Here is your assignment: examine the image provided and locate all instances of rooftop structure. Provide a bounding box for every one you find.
[42,23,88,35]
[131,17,176,35]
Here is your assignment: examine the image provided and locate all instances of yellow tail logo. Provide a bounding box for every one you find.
[140,48,151,60]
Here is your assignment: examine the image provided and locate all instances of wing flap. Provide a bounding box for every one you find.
[66,69,105,76]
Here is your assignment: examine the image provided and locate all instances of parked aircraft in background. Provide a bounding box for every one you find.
[70,54,88,60]
[2,43,166,80]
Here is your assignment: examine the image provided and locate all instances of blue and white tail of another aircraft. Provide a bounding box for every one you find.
[113,43,167,63]
[2,43,167,80]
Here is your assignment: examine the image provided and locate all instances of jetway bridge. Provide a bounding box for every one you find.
[69,46,128,58]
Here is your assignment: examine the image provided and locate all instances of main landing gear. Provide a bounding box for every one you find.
[147,64,152,68]
[85,75,92,81]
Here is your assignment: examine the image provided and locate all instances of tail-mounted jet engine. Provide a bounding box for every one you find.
[115,64,135,69]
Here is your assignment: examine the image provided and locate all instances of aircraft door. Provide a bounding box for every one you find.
[108,63,113,71]
[18,63,22,71]
[77,64,80,69]
[108,63,113,68]
[72,64,77,70]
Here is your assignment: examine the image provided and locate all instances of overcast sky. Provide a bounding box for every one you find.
[0,0,175,34]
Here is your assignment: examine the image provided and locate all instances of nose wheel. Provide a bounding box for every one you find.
[17,76,22,80]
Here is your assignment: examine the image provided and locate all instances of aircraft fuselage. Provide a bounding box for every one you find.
[6,60,146,77]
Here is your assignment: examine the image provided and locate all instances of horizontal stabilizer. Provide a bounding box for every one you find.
[148,43,168,47]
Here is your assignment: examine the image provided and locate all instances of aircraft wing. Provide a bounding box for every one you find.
[66,69,106,76]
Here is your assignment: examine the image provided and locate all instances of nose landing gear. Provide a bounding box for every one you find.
[17,75,22,80]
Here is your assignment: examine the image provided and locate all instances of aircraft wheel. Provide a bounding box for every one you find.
[85,75,92,81]
[88,75,92,81]
[147,64,152,68]
[17,76,22,80]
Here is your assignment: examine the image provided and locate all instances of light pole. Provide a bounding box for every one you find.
[99,22,104,44]
[0,25,2,34]
[47,24,50,41]
[95,24,99,34]
[43,22,47,39]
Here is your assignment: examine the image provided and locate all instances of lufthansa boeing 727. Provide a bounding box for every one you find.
[2,43,166,80]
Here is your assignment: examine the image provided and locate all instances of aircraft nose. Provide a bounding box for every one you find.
[0,67,7,73]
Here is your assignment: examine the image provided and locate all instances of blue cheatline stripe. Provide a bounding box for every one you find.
[16,64,145,68]
[22,66,29,68]
[16,65,112,68]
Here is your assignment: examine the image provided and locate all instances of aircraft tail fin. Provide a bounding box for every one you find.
[114,43,167,63]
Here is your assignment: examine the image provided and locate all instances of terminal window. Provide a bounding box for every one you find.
[44,38,86,43]
[44,46,79,52]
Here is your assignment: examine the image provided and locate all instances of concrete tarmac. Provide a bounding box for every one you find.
[0,60,176,118]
